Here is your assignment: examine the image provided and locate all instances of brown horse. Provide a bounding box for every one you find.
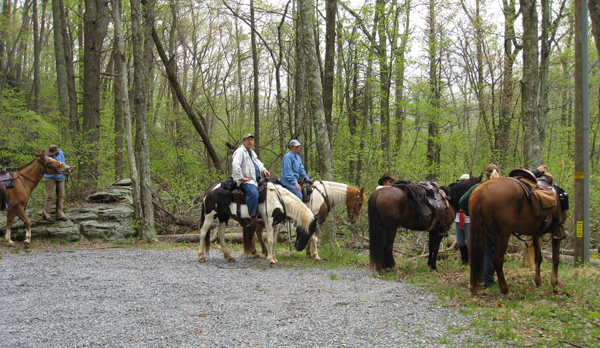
[368,176,481,272]
[468,176,568,295]
[2,151,72,247]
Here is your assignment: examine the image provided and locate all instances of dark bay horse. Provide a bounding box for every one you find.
[2,151,71,247]
[243,180,366,261]
[468,176,568,295]
[368,176,481,272]
[198,182,314,267]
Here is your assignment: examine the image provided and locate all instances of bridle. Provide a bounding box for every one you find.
[346,194,363,222]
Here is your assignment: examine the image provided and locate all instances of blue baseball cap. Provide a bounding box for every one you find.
[289,139,301,146]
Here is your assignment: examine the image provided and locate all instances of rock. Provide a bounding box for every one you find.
[87,187,133,205]
[2,183,137,244]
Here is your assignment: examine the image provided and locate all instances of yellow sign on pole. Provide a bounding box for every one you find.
[577,221,583,238]
[574,172,585,179]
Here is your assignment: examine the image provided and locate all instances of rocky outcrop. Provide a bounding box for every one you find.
[1,181,137,243]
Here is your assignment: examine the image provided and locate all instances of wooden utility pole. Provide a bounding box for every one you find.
[573,0,590,264]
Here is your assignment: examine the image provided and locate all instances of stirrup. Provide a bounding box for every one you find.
[552,232,566,241]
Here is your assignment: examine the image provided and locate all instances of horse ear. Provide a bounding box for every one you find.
[359,187,365,196]
[33,150,41,157]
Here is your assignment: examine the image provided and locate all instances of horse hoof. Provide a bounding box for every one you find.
[23,241,30,248]
[252,254,261,259]
[7,242,16,247]
[198,258,206,263]
[270,262,277,268]
[227,258,236,263]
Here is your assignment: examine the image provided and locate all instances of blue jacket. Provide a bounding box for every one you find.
[281,151,309,186]
[44,150,66,182]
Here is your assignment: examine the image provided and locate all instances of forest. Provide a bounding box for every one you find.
[0,0,599,243]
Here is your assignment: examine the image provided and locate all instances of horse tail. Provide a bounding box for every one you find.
[469,186,486,295]
[368,192,386,272]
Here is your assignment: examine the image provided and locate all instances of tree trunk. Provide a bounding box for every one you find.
[51,0,70,124]
[298,0,334,243]
[112,6,124,180]
[30,0,41,114]
[521,0,540,169]
[137,0,157,241]
[322,0,336,144]
[112,0,142,226]
[392,0,411,150]
[497,0,520,170]
[521,0,540,266]
[250,0,260,157]
[426,0,440,181]
[82,0,109,182]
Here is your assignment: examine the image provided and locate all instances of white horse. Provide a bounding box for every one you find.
[245,180,366,261]
[198,182,314,267]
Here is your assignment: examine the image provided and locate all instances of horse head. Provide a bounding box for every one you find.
[34,151,72,175]
[293,219,318,251]
[346,187,366,224]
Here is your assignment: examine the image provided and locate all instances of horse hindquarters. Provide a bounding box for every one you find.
[368,193,395,272]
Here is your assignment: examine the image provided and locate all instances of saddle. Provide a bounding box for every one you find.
[0,166,13,211]
[399,180,448,228]
[299,178,313,203]
[215,176,280,221]
[509,170,558,218]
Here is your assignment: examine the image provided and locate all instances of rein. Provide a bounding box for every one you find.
[312,181,331,216]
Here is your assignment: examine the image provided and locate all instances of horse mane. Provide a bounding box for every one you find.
[441,176,480,211]
[269,183,313,229]
[315,181,348,207]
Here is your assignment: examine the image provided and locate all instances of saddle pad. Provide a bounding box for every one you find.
[531,188,557,217]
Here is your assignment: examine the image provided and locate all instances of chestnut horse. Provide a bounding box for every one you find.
[243,180,366,261]
[468,176,568,295]
[2,151,71,247]
[368,176,481,272]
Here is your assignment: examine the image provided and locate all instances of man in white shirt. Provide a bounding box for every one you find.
[231,133,271,225]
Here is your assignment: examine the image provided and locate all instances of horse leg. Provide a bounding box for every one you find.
[533,236,543,287]
[551,237,561,290]
[197,212,216,263]
[256,225,268,256]
[216,222,235,263]
[308,235,321,260]
[265,224,277,267]
[382,228,397,271]
[494,234,510,294]
[4,210,16,247]
[427,231,442,271]
[13,207,31,247]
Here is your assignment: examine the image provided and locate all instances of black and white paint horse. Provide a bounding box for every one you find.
[198,181,314,267]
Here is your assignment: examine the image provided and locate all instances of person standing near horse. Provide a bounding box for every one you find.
[455,174,471,265]
[42,144,73,222]
[376,172,397,190]
[232,133,271,226]
[281,139,313,200]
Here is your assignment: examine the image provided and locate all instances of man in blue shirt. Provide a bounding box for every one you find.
[281,139,312,200]
[42,144,71,221]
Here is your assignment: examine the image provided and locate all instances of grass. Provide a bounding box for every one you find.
[2,238,599,347]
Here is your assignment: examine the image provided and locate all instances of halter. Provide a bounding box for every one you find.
[346,194,363,222]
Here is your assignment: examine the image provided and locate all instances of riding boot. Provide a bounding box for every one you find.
[459,245,469,265]
[250,216,259,226]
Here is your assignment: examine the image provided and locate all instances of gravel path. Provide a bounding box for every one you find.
[0,247,489,347]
